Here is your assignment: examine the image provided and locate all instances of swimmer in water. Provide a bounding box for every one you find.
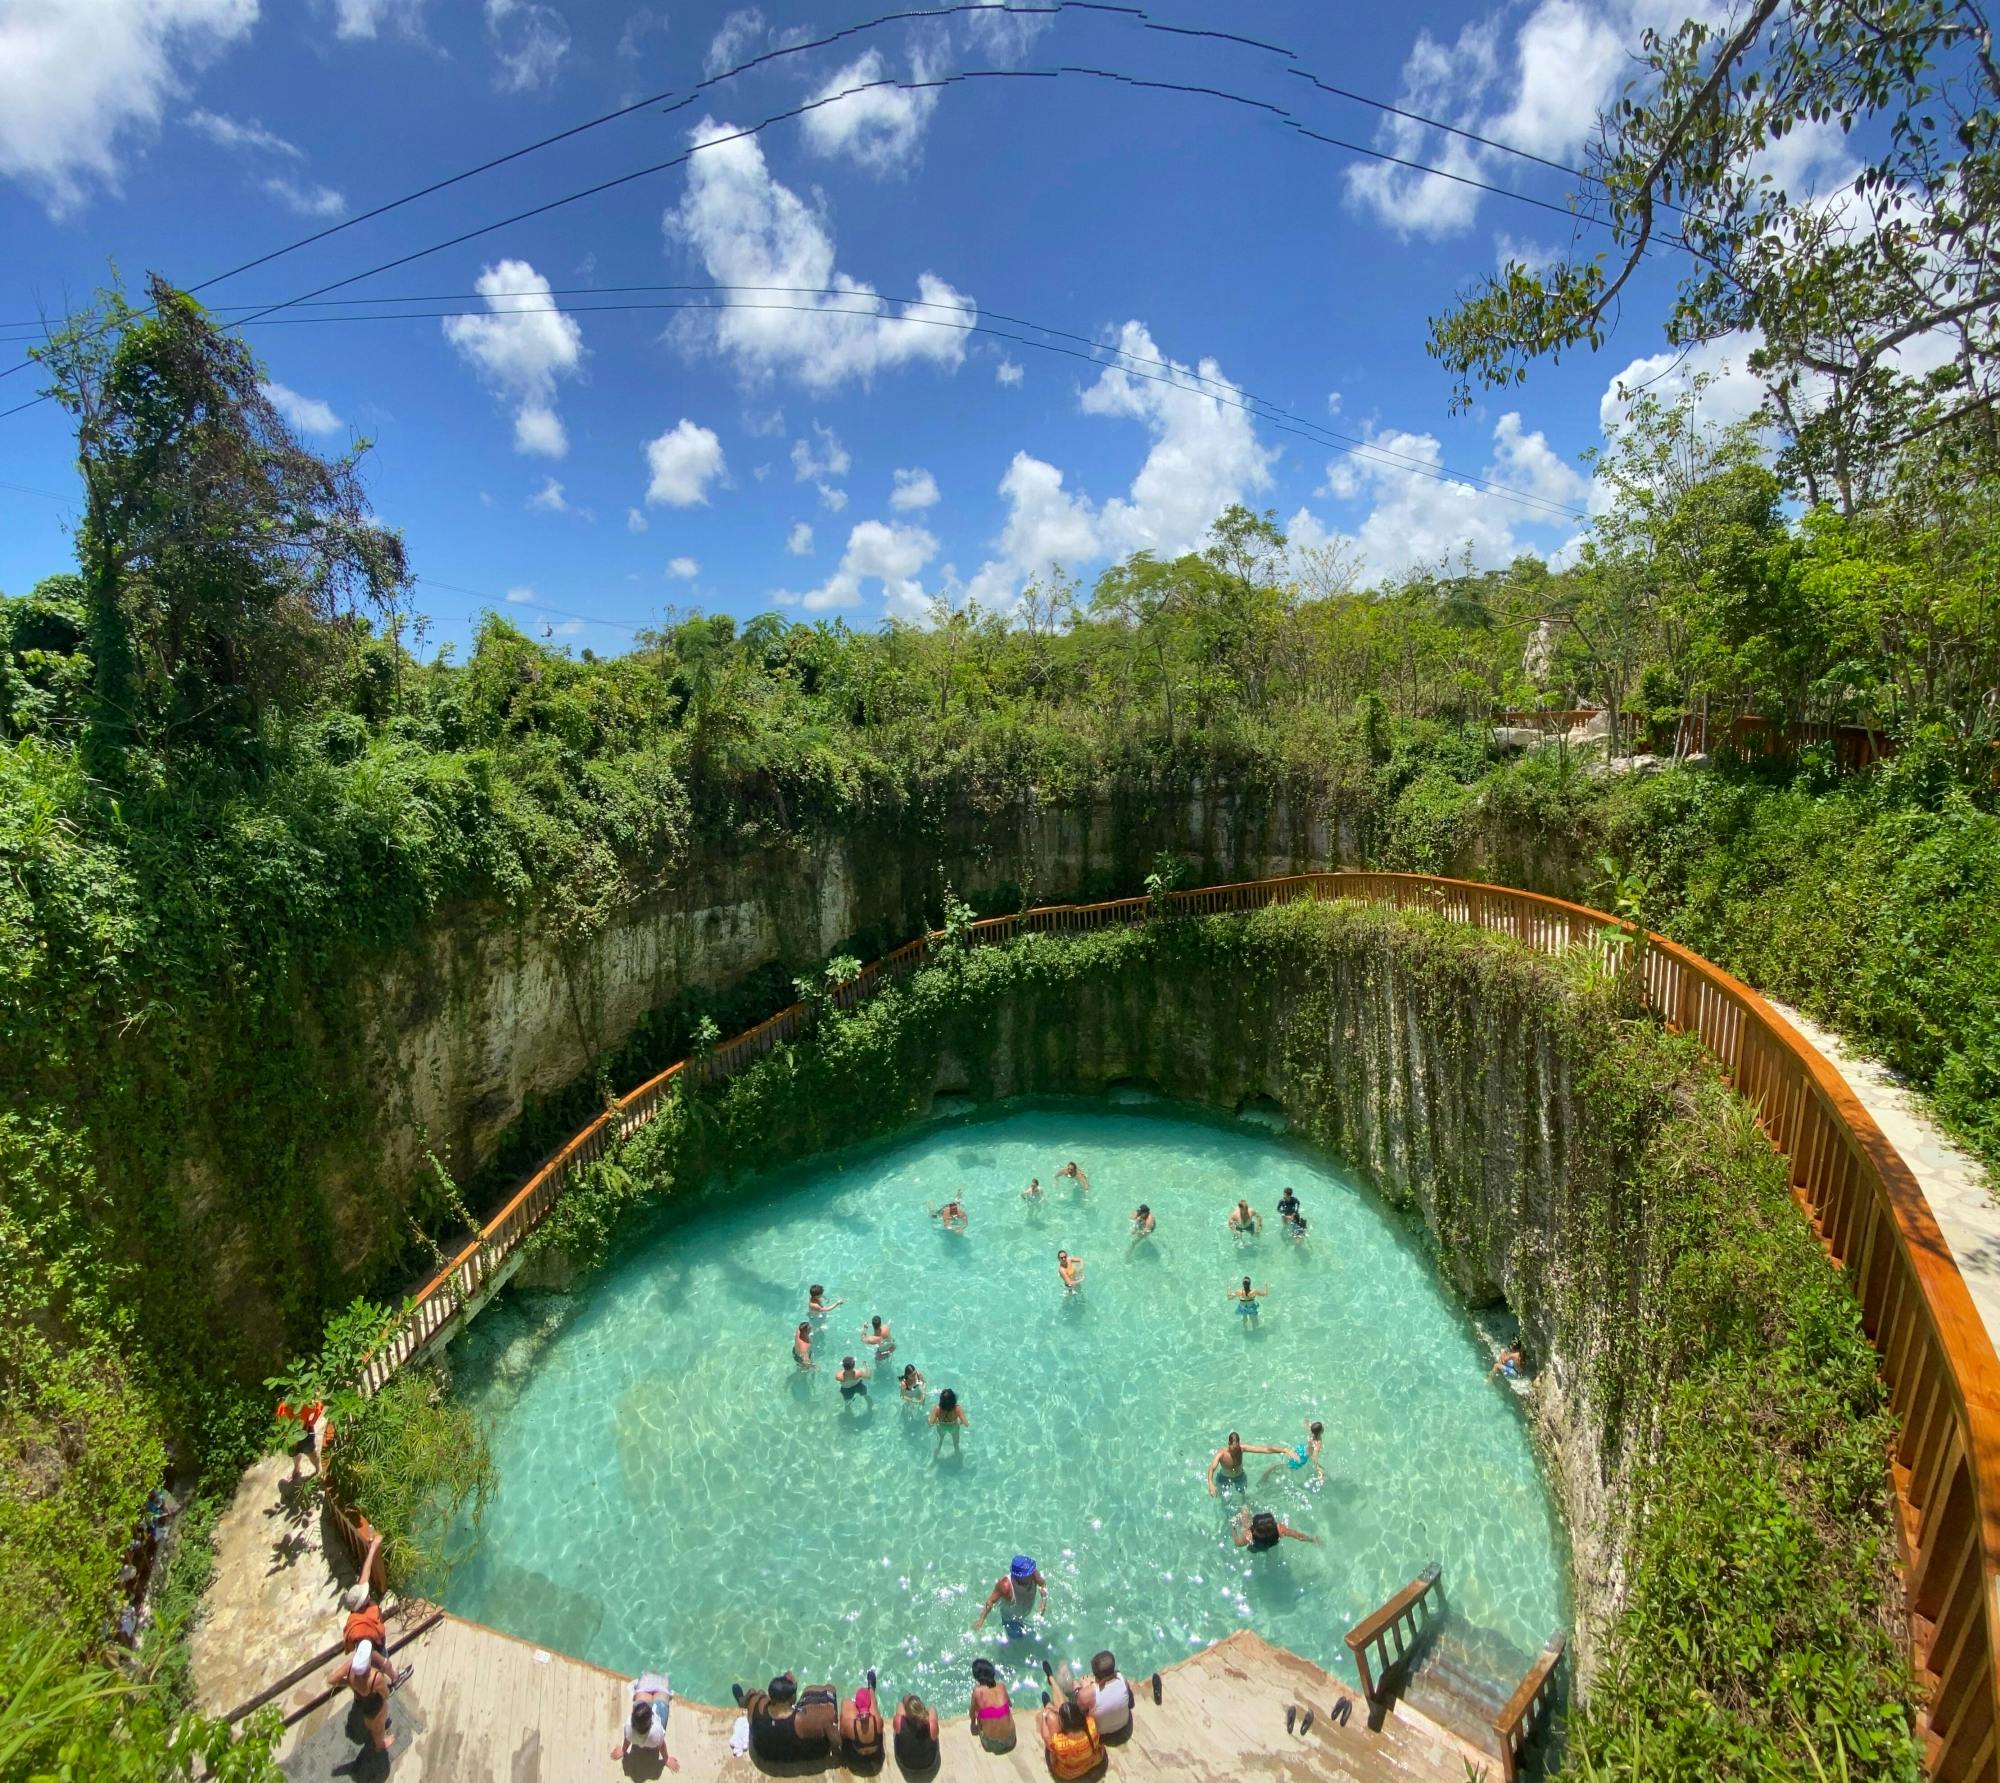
[1130,1204,1155,1241]
[930,1387,969,1453]
[793,1322,816,1370]
[835,1356,870,1399]
[1227,1200,1261,1235]
[1275,1187,1300,1223]
[1262,1418,1326,1484]
[1022,1177,1043,1201]
[1285,1211,1309,1242]
[809,1285,844,1319]
[899,1363,927,1400]
[1229,1276,1269,1320]
[930,1198,969,1231]
[1056,1161,1090,1193]
[862,1314,896,1360]
[1234,1507,1321,1549]
[1207,1431,1289,1496]
[1057,1249,1084,1292]
[972,1555,1049,1630]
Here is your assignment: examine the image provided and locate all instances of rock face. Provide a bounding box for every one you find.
[331,783,1362,1230]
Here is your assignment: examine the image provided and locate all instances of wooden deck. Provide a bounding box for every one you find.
[275,1617,1487,1782]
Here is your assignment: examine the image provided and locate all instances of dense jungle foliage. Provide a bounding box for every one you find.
[8,9,2000,1746]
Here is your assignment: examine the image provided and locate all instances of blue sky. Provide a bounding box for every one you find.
[0,0,1790,658]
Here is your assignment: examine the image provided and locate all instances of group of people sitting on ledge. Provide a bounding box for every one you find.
[729,1646,1142,1777]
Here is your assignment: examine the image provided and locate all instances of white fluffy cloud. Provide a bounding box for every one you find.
[1079,321,1277,558]
[505,584,535,603]
[703,7,764,76]
[664,118,975,390]
[801,47,940,174]
[263,176,345,217]
[890,467,939,511]
[328,0,425,38]
[626,507,648,533]
[995,358,1024,387]
[186,108,299,157]
[790,423,850,483]
[786,521,814,555]
[0,0,256,217]
[1310,411,1586,581]
[442,259,585,457]
[262,381,342,434]
[486,0,569,92]
[957,324,1279,606]
[644,418,726,507]
[667,556,699,579]
[777,518,937,613]
[1348,0,1720,240]
[527,476,570,513]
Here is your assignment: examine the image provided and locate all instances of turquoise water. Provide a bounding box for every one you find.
[445,1099,1569,1704]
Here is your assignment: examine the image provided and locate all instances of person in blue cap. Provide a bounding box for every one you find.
[972,1555,1050,1632]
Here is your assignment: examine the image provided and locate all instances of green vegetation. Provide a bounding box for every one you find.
[541,903,1915,1778]
[7,54,1999,1749]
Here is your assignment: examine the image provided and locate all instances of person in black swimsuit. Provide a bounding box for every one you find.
[894,1693,941,1769]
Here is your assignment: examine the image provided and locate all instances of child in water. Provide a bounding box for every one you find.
[809,1285,844,1319]
[1022,1177,1043,1201]
[899,1364,927,1400]
[1262,1418,1325,1483]
[1129,1204,1155,1241]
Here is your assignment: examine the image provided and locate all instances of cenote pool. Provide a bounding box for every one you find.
[445,1100,1570,1704]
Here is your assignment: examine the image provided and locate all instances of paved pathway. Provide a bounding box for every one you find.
[1773,1001,2000,1357]
[273,1620,1485,1783]
[192,1454,362,1719]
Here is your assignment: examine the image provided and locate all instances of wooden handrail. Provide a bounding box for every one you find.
[1344,1561,1442,1705]
[352,870,2000,1777]
[1494,1631,1564,1783]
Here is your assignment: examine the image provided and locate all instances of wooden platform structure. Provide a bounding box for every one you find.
[274,1620,1488,1782]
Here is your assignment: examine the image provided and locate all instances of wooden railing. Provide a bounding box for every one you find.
[1345,1561,1444,1706]
[1495,1631,1564,1783]
[357,869,2000,1777]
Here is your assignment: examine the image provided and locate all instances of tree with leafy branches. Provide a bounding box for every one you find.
[1429,0,2000,508]
[33,275,408,771]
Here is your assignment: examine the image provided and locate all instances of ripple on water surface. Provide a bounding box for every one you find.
[445,1100,1570,1704]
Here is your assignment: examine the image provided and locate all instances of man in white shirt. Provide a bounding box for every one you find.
[1053,1650,1135,1738]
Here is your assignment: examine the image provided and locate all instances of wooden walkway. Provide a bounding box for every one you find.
[275,1618,1486,1782]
